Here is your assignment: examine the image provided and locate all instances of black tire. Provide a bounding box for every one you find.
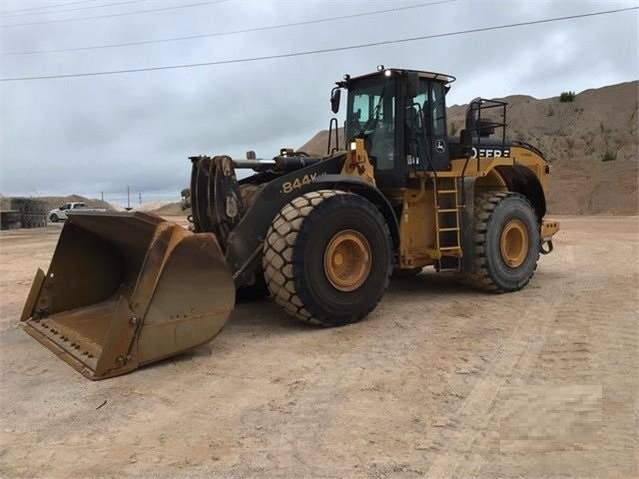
[50,214,59,223]
[392,267,423,279]
[464,191,540,292]
[263,190,393,327]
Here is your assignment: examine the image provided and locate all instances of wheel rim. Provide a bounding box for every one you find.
[323,229,372,292]
[499,219,529,268]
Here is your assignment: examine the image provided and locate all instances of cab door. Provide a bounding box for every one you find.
[403,78,450,172]
[427,81,450,170]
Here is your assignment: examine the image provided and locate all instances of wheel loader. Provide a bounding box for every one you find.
[20,66,559,379]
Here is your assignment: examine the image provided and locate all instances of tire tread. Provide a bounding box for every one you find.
[462,191,539,293]
[263,189,392,326]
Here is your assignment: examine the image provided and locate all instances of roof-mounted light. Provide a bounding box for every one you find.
[343,74,350,81]
[376,65,385,72]
[384,69,392,77]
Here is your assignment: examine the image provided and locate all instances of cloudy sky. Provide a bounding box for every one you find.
[1,0,637,205]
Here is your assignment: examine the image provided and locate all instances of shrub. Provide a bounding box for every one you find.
[560,91,576,102]
[601,150,617,162]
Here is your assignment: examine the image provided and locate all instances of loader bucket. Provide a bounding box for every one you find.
[20,212,235,380]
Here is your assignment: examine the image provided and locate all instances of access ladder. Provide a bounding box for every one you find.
[433,176,463,271]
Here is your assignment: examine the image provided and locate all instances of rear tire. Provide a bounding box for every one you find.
[50,214,59,223]
[263,190,392,326]
[464,191,540,292]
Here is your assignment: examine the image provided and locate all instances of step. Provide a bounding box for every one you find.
[438,227,460,232]
[437,208,459,213]
[439,246,462,251]
[437,189,458,194]
[438,268,461,274]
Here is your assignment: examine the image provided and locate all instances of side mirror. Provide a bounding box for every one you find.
[330,88,341,114]
[406,72,419,99]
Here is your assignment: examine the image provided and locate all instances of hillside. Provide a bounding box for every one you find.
[298,81,638,215]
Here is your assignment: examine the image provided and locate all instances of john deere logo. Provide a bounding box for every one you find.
[435,139,446,153]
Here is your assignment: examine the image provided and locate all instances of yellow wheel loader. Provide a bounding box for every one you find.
[20,67,559,379]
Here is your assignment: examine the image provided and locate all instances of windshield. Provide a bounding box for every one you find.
[346,78,396,170]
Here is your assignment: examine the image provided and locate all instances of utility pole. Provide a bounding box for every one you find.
[126,185,131,210]
[139,193,142,205]
[101,191,104,202]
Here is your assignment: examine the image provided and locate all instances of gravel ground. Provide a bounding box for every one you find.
[0,216,636,478]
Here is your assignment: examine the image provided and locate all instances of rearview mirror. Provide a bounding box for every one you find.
[330,88,341,114]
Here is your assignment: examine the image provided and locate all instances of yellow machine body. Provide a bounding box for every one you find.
[18,68,561,379]
[344,140,560,270]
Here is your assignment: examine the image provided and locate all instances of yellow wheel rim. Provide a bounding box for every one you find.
[323,229,372,291]
[499,219,529,268]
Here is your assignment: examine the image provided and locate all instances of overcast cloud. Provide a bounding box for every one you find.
[1,0,637,205]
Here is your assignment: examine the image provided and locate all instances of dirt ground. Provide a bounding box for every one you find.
[0,216,637,478]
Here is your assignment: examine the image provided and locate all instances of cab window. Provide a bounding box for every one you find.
[347,79,396,170]
[430,82,446,136]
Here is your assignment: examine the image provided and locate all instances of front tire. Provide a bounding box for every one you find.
[50,214,59,223]
[464,191,540,292]
[263,190,392,326]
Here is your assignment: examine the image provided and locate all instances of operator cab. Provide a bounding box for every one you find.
[335,67,455,187]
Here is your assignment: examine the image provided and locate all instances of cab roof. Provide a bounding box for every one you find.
[345,68,456,85]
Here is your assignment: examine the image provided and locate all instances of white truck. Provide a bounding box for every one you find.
[48,202,106,222]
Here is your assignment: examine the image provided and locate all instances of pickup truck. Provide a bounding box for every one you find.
[48,202,106,222]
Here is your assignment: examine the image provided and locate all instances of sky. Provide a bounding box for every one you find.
[1,0,637,205]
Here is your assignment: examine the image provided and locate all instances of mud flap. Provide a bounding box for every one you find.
[21,211,235,380]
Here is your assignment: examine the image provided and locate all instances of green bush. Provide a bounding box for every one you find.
[601,150,617,162]
[560,91,576,102]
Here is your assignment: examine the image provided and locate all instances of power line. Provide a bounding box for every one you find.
[2,0,148,18]
[1,0,103,15]
[2,6,636,82]
[3,0,457,55]
[0,0,230,27]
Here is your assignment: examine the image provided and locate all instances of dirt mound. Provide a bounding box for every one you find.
[299,128,344,156]
[134,201,174,213]
[143,202,187,216]
[1,195,124,213]
[546,159,638,215]
[447,81,638,164]
[299,81,638,215]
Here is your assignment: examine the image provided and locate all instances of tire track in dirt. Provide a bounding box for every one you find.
[585,278,638,473]
[472,230,638,478]
[424,285,566,478]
